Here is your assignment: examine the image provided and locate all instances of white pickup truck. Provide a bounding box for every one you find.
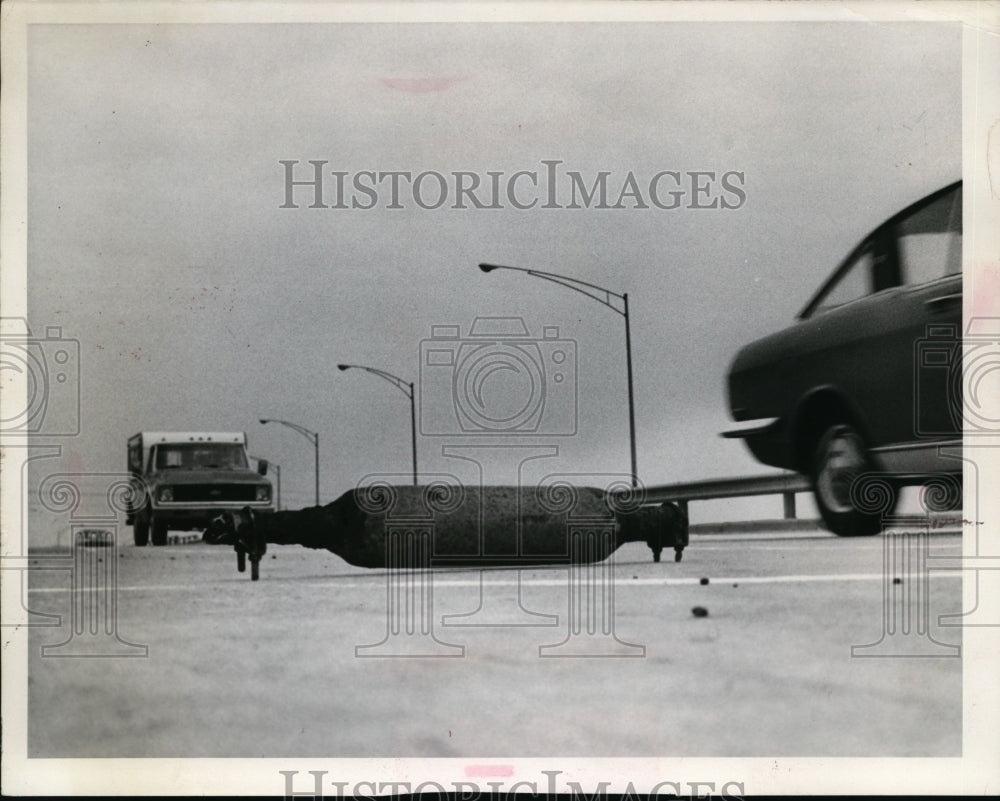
[126,431,273,546]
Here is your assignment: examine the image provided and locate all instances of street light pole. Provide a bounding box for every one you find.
[409,380,417,485]
[623,292,637,488]
[258,418,320,506]
[338,364,418,486]
[479,262,638,487]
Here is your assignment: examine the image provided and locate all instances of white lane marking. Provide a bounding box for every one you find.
[691,532,832,541]
[692,530,962,541]
[694,542,963,552]
[26,571,961,594]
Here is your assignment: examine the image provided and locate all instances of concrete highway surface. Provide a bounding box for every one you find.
[26,527,963,758]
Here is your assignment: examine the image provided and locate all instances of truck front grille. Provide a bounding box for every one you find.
[171,485,259,503]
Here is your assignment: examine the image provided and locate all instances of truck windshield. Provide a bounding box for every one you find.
[154,443,248,470]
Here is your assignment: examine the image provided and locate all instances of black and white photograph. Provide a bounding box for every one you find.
[2,0,998,796]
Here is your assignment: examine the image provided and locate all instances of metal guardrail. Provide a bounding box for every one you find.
[639,472,812,520]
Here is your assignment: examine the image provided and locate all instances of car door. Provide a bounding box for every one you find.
[791,183,962,456]
[878,184,963,447]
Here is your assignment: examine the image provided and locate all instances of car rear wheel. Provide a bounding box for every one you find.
[811,423,887,537]
[151,516,169,546]
[133,517,149,546]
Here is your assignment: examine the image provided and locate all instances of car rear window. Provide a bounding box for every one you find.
[896,186,962,284]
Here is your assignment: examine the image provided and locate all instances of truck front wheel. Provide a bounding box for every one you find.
[133,517,150,547]
[151,516,169,546]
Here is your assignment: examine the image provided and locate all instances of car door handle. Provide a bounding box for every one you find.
[925,293,962,311]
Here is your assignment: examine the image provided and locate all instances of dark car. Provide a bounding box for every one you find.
[724,182,962,536]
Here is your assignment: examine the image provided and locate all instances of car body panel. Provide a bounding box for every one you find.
[726,181,962,479]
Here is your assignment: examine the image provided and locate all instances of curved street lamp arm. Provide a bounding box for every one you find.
[338,363,418,486]
[478,261,637,488]
[338,364,413,398]
[258,418,320,505]
[259,418,318,444]
[479,263,626,317]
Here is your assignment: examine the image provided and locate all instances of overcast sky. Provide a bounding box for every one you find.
[23,20,960,530]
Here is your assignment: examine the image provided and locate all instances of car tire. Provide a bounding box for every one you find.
[151,517,169,546]
[811,423,888,537]
[133,517,149,547]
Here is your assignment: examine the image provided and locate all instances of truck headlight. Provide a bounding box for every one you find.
[159,487,174,502]
[255,486,270,502]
